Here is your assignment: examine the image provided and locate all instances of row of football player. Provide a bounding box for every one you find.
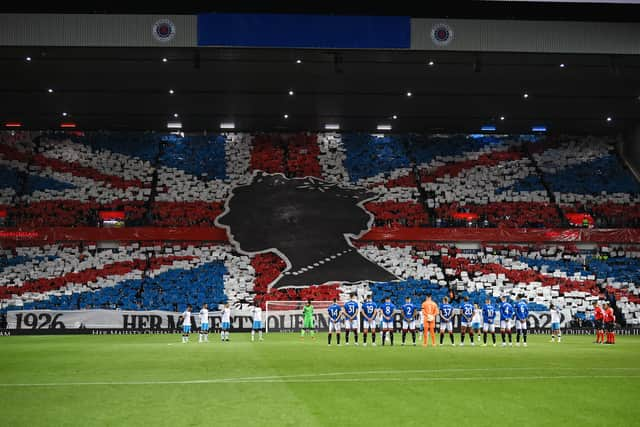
[324,293,551,347]
[176,302,264,344]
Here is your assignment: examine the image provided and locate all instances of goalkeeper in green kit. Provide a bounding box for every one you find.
[301,299,316,340]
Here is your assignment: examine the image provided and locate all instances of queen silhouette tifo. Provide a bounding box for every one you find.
[215,172,398,289]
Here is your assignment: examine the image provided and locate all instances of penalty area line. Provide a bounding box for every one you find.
[1,374,639,387]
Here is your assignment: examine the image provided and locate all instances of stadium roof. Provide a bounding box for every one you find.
[1,46,638,134]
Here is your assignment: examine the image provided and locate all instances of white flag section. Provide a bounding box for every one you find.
[6,309,573,331]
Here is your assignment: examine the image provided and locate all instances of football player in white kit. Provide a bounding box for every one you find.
[221,303,231,342]
[198,303,209,343]
[180,304,192,344]
[471,303,483,345]
[251,302,264,342]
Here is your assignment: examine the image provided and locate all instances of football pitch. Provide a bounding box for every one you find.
[1,333,639,427]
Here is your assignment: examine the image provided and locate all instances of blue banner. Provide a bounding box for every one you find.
[197,13,410,48]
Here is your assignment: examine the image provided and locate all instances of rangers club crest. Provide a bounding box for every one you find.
[152,19,176,42]
[431,23,454,46]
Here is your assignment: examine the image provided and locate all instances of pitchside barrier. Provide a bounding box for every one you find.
[2,307,587,334]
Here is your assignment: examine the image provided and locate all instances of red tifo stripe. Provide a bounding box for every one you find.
[0,255,195,299]
[0,144,146,189]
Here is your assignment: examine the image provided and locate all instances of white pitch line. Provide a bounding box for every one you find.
[1,369,639,388]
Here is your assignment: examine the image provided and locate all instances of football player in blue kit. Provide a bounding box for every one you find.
[361,295,378,346]
[327,298,343,346]
[380,296,396,346]
[515,295,529,347]
[459,296,475,346]
[343,293,360,346]
[482,298,497,347]
[500,296,515,347]
[401,296,417,346]
[439,297,454,346]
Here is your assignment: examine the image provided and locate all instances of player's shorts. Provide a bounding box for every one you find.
[515,319,527,330]
[424,321,435,330]
[221,322,230,331]
[605,322,614,332]
[363,319,376,330]
[551,322,560,331]
[471,322,481,330]
[344,319,358,330]
[328,320,341,333]
[483,322,496,332]
[402,320,416,330]
[252,320,262,330]
[303,317,314,329]
[594,319,603,330]
[200,322,209,332]
[500,319,513,330]
[382,320,394,330]
[460,318,473,328]
[182,324,191,333]
[439,321,453,332]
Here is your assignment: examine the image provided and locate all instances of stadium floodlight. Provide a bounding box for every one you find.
[167,121,182,129]
[428,60,435,66]
[406,91,412,97]
[162,57,168,63]
[296,59,302,64]
[220,122,235,129]
[392,115,398,120]
[377,124,392,131]
[523,93,529,99]
[168,89,175,95]
[481,125,496,132]
[500,116,505,121]
[62,112,68,117]
[532,125,547,132]
[173,113,179,118]
[324,123,340,130]
[288,90,294,96]
[47,88,53,93]
[25,56,31,62]
[283,114,289,119]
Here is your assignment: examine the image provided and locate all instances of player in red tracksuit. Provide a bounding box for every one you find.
[593,301,605,344]
[603,303,616,344]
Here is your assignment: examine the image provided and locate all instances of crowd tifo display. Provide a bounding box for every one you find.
[1,242,639,326]
[1,130,639,326]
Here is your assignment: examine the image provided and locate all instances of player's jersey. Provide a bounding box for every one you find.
[472,308,482,324]
[461,302,474,321]
[381,302,396,320]
[303,305,314,319]
[181,310,191,325]
[515,301,529,320]
[328,303,342,321]
[401,303,416,320]
[362,301,377,319]
[221,307,231,323]
[594,306,604,320]
[483,304,496,323]
[500,302,515,320]
[199,308,209,325]
[439,303,453,321]
[344,300,359,319]
[252,307,263,322]
[551,308,561,324]
[604,308,615,323]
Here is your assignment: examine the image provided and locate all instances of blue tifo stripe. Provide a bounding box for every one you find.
[197,13,410,48]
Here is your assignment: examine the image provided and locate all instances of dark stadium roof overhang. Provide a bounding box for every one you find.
[1,46,639,134]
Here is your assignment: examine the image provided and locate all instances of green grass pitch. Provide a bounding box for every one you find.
[0,333,639,426]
